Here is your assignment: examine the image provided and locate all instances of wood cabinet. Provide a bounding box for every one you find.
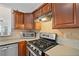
[75,3,79,27]
[52,3,79,28]
[14,11,34,30]
[24,13,34,30]
[33,3,52,19]
[14,11,24,29]
[18,41,27,56]
[34,22,41,30]
[53,3,74,28]
[33,9,42,19]
[33,11,37,19]
[42,3,52,15]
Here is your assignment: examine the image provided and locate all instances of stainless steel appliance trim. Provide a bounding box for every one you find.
[20,31,36,39]
[27,46,37,56]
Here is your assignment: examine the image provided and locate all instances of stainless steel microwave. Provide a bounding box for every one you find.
[20,31,36,39]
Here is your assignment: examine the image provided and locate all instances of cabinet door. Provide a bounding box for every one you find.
[34,22,41,30]
[75,3,79,27]
[42,4,52,15]
[24,13,34,30]
[7,43,18,56]
[19,13,24,29]
[18,41,26,56]
[53,3,74,28]
[33,11,37,19]
[37,9,42,17]
[0,43,18,56]
[14,11,24,29]
[33,9,42,19]
[0,46,8,56]
[14,12,19,29]
[0,47,1,56]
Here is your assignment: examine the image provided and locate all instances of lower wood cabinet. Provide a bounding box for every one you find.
[0,43,18,56]
[18,41,28,56]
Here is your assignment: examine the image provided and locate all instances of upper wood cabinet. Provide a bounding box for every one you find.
[14,11,24,29]
[33,9,42,19]
[75,3,79,27]
[24,13,34,30]
[34,22,41,30]
[14,11,34,30]
[33,3,52,19]
[42,3,52,15]
[53,3,74,28]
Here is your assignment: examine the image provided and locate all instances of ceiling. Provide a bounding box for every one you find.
[0,3,43,13]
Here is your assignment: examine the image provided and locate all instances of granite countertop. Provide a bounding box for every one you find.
[45,44,79,56]
[0,38,37,46]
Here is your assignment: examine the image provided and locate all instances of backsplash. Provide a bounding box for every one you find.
[40,17,79,49]
[0,30,21,41]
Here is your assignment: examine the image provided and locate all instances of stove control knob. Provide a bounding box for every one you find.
[34,49,37,52]
[34,49,36,51]
[33,47,35,50]
[30,45,33,49]
[30,45,32,47]
[39,51,42,55]
[36,50,39,53]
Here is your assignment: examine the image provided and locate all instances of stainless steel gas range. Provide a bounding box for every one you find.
[27,32,58,56]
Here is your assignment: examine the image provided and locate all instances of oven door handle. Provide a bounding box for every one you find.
[27,46,37,56]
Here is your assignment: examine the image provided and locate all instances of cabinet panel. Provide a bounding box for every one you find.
[18,41,26,56]
[33,11,37,19]
[0,43,18,56]
[34,22,41,30]
[15,12,19,29]
[33,9,42,19]
[0,47,8,56]
[75,3,79,27]
[53,3,74,28]
[14,11,24,29]
[42,4,52,15]
[7,43,18,56]
[33,3,52,19]
[24,13,34,30]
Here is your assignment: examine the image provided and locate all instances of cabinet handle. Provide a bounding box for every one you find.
[2,47,8,50]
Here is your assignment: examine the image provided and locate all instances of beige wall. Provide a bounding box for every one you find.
[40,18,79,40]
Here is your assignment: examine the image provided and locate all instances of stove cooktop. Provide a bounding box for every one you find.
[28,39,58,51]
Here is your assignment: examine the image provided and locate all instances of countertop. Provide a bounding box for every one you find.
[45,44,79,56]
[0,38,37,46]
